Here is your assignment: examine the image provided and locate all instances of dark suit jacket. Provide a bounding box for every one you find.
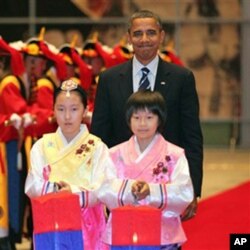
[91,57,203,197]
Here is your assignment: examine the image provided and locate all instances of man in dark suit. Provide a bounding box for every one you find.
[91,9,203,221]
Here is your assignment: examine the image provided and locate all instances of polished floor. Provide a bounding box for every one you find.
[16,148,250,250]
[200,148,250,199]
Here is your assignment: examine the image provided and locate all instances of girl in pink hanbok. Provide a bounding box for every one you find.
[25,79,116,250]
[99,90,194,250]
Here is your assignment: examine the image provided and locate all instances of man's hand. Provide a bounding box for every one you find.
[181,197,198,221]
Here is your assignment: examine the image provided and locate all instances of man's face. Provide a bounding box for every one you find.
[83,55,104,76]
[127,17,165,65]
[24,55,47,79]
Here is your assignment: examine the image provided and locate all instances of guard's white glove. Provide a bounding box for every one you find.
[22,113,33,128]
[10,113,22,130]
[82,110,92,125]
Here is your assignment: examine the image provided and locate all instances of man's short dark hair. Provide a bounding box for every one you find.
[128,10,163,32]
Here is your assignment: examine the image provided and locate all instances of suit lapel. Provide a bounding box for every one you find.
[118,60,134,100]
[154,58,171,94]
[116,58,172,100]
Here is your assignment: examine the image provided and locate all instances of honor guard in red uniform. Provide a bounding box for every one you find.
[159,41,184,66]
[112,37,133,65]
[0,36,32,250]
[0,112,23,250]
[58,34,93,91]
[81,32,117,119]
[21,27,67,138]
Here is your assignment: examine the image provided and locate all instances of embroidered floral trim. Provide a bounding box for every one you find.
[75,139,95,156]
[152,155,172,183]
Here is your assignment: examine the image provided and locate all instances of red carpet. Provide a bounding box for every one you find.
[182,181,250,250]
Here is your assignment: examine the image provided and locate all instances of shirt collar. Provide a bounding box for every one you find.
[133,55,159,77]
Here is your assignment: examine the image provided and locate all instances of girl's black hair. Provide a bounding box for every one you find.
[125,90,167,133]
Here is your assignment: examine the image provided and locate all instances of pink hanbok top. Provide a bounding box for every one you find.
[98,133,194,246]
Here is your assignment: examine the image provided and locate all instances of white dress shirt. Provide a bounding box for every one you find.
[132,55,159,92]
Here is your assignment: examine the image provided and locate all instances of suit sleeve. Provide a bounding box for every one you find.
[90,72,112,146]
[180,70,203,197]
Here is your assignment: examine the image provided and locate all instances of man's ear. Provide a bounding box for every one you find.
[160,30,166,44]
[126,32,132,45]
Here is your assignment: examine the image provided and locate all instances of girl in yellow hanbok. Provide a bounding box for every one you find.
[25,80,116,250]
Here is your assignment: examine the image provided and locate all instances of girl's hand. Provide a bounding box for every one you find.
[56,181,72,192]
[131,180,150,200]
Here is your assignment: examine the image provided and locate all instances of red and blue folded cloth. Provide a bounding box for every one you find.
[111,205,161,250]
[31,192,83,250]
[31,194,161,250]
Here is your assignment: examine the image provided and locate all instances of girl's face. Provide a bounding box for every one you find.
[54,91,86,142]
[130,108,159,143]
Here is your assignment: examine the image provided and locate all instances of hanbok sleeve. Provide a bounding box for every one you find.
[93,144,136,209]
[69,142,127,208]
[98,178,137,209]
[25,139,58,198]
[147,154,194,215]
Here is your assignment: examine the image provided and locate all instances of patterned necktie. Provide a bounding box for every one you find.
[138,67,150,90]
